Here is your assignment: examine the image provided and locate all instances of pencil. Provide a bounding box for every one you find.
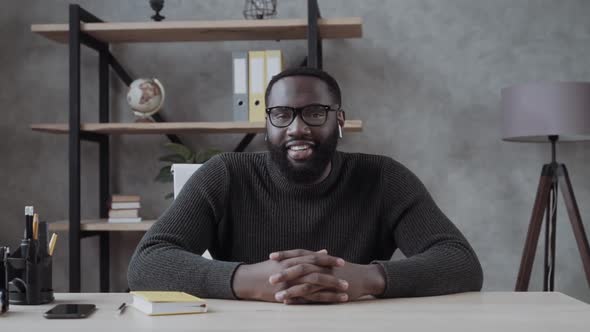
[33,213,39,240]
[48,233,58,256]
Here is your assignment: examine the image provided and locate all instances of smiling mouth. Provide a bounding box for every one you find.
[286,143,315,161]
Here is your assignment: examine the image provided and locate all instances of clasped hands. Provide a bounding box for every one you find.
[232,249,385,304]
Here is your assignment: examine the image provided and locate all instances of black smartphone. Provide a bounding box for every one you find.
[43,304,96,319]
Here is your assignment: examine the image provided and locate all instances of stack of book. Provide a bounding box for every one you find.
[130,291,207,316]
[108,195,141,223]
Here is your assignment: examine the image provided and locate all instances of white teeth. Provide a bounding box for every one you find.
[289,145,310,151]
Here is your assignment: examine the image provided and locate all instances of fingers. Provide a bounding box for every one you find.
[269,249,328,260]
[286,291,349,304]
[269,263,322,284]
[282,254,345,269]
[269,257,345,285]
[283,297,310,305]
[270,266,349,291]
[299,273,349,291]
[268,253,345,285]
[306,291,349,303]
[275,283,324,302]
[275,284,349,303]
[274,273,349,302]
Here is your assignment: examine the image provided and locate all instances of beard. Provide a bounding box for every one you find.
[267,126,339,184]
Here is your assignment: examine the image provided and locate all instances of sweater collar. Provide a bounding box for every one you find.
[265,151,343,195]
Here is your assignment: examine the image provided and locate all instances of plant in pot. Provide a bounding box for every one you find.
[155,142,221,199]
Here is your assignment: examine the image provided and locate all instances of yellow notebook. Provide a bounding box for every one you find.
[130,291,207,316]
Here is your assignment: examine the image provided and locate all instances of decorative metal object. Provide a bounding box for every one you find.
[243,0,277,19]
[150,0,165,21]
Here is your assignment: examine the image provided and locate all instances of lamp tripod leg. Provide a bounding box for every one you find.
[558,165,590,287]
[516,166,553,291]
[543,180,553,291]
[549,180,557,291]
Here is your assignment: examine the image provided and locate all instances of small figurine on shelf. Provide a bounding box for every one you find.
[243,0,277,20]
[126,78,165,122]
[149,0,165,22]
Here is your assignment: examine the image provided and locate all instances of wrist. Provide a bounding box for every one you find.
[232,264,257,300]
[364,264,386,297]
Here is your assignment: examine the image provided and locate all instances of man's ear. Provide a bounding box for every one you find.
[337,110,346,128]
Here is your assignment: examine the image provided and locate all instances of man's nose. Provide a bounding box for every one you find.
[287,114,310,137]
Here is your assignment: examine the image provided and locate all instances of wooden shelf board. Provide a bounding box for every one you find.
[30,120,363,135]
[48,219,155,232]
[31,17,362,43]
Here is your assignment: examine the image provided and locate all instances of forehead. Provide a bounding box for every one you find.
[267,76,335,107]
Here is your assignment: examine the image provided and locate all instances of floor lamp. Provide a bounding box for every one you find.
[502,81,590,291]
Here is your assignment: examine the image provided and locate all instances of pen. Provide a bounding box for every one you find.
[33,213,39,240]
[48,233,58,256]
[32,213,39,262]
[20,239,30,261]
[38,222,48,257]
[1,246,8,314]
[24,206,34,239]
[117,302,127,315]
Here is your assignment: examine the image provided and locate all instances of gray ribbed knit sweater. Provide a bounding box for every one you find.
[128,151,483,299]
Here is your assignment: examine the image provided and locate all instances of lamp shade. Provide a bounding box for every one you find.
[502,81,590,142]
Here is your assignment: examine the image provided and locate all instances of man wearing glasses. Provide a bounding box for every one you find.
[129,67,483,304]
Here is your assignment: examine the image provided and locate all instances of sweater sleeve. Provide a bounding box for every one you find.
[127,155,242,299]
[372,159,483,298]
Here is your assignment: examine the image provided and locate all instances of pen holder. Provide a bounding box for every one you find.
[6,254,54,305]
[1,247,8,314]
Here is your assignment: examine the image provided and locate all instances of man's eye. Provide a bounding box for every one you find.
[273,112,290,119]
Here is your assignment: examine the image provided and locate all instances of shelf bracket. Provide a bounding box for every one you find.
[151,113,183,144]
[234,134,257,152]
[80,131,106,142]
[80,231,101,239]
[108,53,133,86]
[307,0,323,69]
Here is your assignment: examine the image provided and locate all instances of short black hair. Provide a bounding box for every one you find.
[264,67,342,106]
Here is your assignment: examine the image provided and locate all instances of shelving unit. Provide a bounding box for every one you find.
[31,0,363,293]
[31,120,363,135]
[31,17,362,43]
[48,220,156,232]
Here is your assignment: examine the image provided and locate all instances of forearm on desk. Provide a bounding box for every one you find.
[377,161,483,298]
[128,242,242,299]
[126,208,240,299]
[373,242,483,298]
[128,155,237,298]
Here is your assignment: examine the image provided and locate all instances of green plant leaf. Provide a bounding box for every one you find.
[164,142,193,160]
[194,151,203,163]
[158,154,188,163]
[154,165,173,183]
[195,148,222,163]
[155,144,222,199]
[187,155,196,163]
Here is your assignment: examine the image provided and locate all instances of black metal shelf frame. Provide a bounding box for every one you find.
[66,0,324,292]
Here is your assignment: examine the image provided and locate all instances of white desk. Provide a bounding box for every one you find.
[1,292,589,331]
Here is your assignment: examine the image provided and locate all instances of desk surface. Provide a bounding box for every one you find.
[1,292,589,331]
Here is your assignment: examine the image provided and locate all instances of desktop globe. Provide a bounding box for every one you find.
[126,78,165,120]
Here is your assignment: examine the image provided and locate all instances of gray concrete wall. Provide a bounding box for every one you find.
[1,0,589,302]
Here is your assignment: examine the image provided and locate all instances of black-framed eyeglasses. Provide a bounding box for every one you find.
[265,103,340,128]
